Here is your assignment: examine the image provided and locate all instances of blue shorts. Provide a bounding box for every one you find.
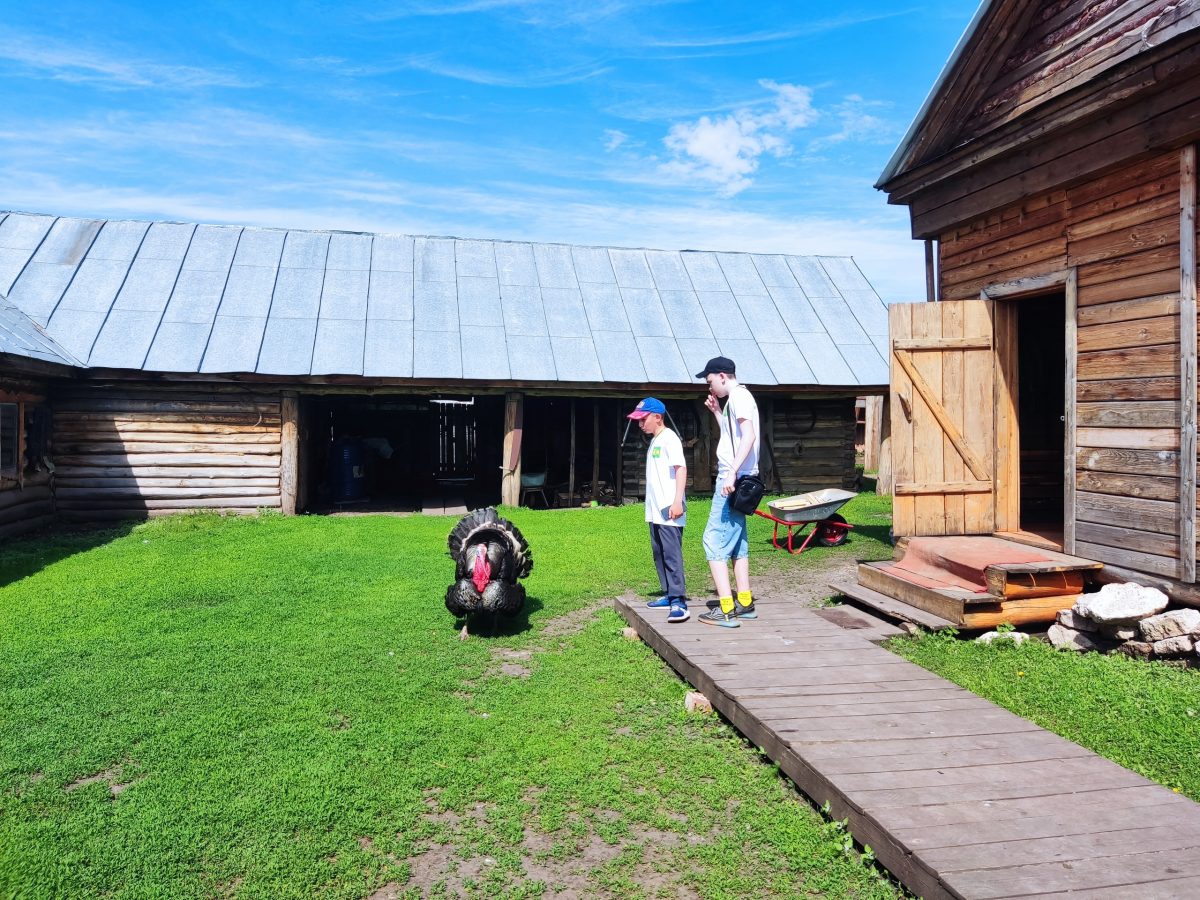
[703,489,749,562]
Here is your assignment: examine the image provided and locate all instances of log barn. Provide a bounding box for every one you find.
[874,0,1200,604]
[0,213,890,538]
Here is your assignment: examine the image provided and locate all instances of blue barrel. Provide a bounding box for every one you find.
[331,437,367,501]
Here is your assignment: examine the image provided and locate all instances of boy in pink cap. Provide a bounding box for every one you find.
[627,397,689,623]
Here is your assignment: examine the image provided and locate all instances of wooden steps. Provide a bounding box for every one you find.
[829,579,956,630]
[846,536,1103,629]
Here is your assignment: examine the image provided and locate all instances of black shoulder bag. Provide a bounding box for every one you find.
[724,400,765,515]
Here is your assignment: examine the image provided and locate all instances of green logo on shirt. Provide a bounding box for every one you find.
[651,447,662,458]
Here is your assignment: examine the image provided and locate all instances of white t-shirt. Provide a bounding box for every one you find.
[717,384,760,480]
[645,428,687,527]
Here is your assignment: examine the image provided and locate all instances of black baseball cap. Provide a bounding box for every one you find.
[695,356,736,378]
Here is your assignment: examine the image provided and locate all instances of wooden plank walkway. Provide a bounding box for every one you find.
[616,593,1200,899]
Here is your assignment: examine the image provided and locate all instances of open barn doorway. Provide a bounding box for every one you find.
[299,394,503,514]
[1013,291,1067,546]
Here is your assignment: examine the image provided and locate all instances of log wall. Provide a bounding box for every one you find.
[940,149,1185,579]
[0,376,54,540]
[51,388,283,521]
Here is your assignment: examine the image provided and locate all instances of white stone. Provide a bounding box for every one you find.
[684,691,713,714]
[975,631,1030,646]
[1152,635,1195,657]
[1056,609,1099,632]
[1074,583,1169,625]
[1140,609,1200,643]
[1097,624,1140,641]
[1047,623,1105,653]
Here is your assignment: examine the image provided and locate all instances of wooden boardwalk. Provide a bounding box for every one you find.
[616,593,1200,899]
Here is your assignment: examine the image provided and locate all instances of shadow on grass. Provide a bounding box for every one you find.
[0,521,138,589]
[451,594,545,638]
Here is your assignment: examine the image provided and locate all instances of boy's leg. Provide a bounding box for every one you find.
[659,525,686,599]
[700,492,739,628]
[646,524,672,609]
[730,511,754,616]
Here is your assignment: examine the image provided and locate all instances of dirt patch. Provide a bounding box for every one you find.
[65,767,138,797]
[742,558,863,608]
[539,599,610,637]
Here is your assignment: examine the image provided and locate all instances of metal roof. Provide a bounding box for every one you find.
[0,295,82,369]
[0,211,890,387]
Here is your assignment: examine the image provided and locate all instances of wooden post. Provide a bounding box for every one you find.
[591,401,600,501]
[500,392,523,506]
[615,403,624,503]
[1180,144,1198,582]
[863,395,884,473]
[692,399,713,492]
[876,395,893,495]
[280,393,298,515]
[924,239,937,302]
[568,399,577,506]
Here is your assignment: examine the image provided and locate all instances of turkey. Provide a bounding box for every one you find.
[445,507,533,634]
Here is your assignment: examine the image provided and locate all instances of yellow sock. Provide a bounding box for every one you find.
[719,596,735,614]
[736,591,753,608]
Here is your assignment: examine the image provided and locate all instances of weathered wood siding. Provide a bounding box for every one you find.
[51,388,283,521]
[940,150,1183,578]
[0,376,54,539]
[967,0,1178,135]
[622,398,857,499]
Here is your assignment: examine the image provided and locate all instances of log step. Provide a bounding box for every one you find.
[828,579,956,630]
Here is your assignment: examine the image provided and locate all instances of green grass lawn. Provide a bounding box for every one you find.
[0,495,899,900]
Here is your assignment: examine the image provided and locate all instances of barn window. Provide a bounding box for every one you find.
[0,402,17,476]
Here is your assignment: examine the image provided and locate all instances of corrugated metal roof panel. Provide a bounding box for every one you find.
[550,335,602,381]
[579,283,629,332]
[367,270,413,321]
[506,334,556,380]
[145,320,210,373]
[311,318,366,375]
[494,242,538,286]
[460,325,510,380]
[413,329,462,378]
[636,335,690,383]
[571,246,615,284]
[257,316,317,374]
[4,213,891,386]
[656,290,713,338]
[593,331,647,383]
[541,287,590,337]
[200,316,266,373]
[0,297,80,367]
[319,269,369,320]
[499,283,547,336]
[363,318,414,377]
[645,251,693,291]
[415,237,456,283]
[716,339,777,385]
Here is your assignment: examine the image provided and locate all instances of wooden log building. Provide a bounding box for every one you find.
[876,0,1200,602]
[0,215,890,537]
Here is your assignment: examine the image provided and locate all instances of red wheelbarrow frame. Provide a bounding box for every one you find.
[753,509,854,555]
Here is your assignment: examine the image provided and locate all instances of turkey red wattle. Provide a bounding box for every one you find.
[471,545,492,593]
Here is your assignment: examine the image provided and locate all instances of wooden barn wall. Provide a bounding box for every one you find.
[939,149,1184,579]
[51,387,283,522]
[0,375,54,540]
[621,398,858,499]
[965,0,1176,138]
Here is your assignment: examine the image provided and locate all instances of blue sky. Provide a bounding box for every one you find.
[0,1,977,302]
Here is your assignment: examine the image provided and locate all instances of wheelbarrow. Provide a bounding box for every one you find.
[753,488,856,555]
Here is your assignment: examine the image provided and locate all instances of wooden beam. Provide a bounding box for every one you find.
[279,393,298,515]
[924,239,937,301]
[1180,143,1198,582]
[1064,269,1078,554]
[500,392,523,506]
[568,399,577,506]
[891,349,990,480]
[591,401,600,501]
[863,395,884,472]
[894,480,991,495]
[893,338,992,351]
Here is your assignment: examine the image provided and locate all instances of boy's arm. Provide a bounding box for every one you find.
[669,464,687,520]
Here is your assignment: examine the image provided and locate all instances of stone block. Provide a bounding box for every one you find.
[1140,609,1200,643]
[1057,609,1098,632]
[684,692,713,714]
[1075,583,1169,625]
[1152,635,1195,657]
[1118,641,1155,660]
[1048,623,1105,653]
[975,631,1030,646]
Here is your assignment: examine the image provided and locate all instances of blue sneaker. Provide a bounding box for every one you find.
[646,596,672,609]
[666,599,690,623]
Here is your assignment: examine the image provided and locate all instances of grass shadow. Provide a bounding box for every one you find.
[451,594,544,638]
[0,521,139,589]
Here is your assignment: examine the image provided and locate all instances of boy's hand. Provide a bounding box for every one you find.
[704,394,720,416]
[721,474,736,496]
[669,501,684,520]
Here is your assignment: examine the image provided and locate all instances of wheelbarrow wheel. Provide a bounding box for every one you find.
[816,513,849,547]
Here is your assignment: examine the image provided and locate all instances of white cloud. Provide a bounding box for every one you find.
[0,30,249,89]
[658,80,817,196]
[603,129,629,152]
[809,94,894,150]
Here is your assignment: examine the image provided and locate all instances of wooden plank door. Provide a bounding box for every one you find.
[890,300,996,536]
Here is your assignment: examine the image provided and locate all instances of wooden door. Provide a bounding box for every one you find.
[890,300,996,537]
